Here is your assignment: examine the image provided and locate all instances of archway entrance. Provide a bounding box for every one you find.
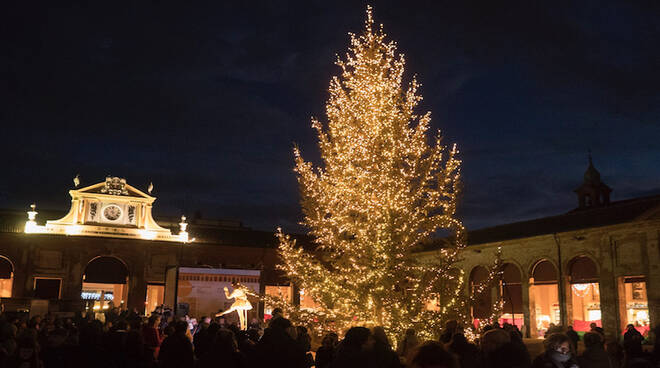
[0,257,13,297]
[82,256,129,313]
[470,266,492,327]
[568,256,600,332]
[529,260,559,337]
[499,263,523,329]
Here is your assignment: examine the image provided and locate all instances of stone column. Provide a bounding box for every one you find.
[127,259,147,312]
[521,277,531,337]
[599,236,620,339]
[64,249,83,301]
[562,274,572,328]
[645,229,660,342]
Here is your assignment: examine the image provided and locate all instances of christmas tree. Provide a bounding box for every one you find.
[266,6,500,340]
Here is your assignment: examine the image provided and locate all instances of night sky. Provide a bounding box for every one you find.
[2,1,659,233]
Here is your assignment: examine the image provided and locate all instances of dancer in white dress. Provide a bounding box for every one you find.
[215,282,252,330]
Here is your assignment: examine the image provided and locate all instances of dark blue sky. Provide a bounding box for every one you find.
[2,1,659,232]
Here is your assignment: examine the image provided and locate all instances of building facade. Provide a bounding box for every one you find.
[0,177,299,320]
[420,158,660,339]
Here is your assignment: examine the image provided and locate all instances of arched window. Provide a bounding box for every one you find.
[500,263,523,328]
[530,260,559,336]
[83,256,129,310]
[532,260,557,284]
[568,256,601,331]
[569,256,598,284]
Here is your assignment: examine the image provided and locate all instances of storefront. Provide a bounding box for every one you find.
[529,260,560,337]
[568,256,601,332]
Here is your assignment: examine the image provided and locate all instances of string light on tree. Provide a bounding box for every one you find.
[257,6,502,341]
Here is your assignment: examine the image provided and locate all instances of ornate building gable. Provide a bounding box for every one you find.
[25,176,190,243]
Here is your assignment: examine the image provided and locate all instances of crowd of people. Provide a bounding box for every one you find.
[1,306,659,368]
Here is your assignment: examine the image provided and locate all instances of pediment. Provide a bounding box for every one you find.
[74,177,153,201]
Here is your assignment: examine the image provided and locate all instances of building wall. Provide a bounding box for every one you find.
[0,232,281,313]
[420,219,660,339]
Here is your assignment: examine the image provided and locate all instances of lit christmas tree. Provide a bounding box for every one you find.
[258,6,502,341]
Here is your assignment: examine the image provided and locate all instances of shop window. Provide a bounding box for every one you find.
[145,284,165,316]
[621,277,650,336]
[0,257,13,298]
[499,263,523,329]
[530,260,559,337]
[569,256,600,331]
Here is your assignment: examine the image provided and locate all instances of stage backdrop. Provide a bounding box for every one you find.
[171,267,260,321]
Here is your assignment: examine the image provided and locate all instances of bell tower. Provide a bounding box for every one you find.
[574,153,611,209]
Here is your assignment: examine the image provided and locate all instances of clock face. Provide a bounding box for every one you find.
[102,205,122,221]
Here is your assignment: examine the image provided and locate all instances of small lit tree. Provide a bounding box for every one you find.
[263,6,499,341]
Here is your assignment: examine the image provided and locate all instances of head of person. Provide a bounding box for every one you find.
[371,326,390,347]
[271,308,283,319]
[567,325,574,331]
[215,328,238,352]
[544,333,573,360]
[590,322,597,330]
[449,332,468,348]
[148,314,161,327]
[409,341,457,368]
[173,320,188,336]
[321,332,339,348]
[480,328,510,356]
[270,317,296,339]
[445,320,458,331]
[627,324,635,331]
[583,332,603,349]
[296,325,308,337]
[343,327,373,352]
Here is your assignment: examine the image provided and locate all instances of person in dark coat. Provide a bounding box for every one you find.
[330,327,374,368]
[106,320,130,367]
[439,320,459,344]
[624,324,643,351]
[295,326,314,367]
[532,333,578,368]
[196,328,247,368]
[158,320,194,368]
[194,323,220,360]
[623,328,653,368]
[478,328,531,368]
[39,327,73,368]
[408,341,457,368]
[448,333,479,368]
[315,332,338,368]
[371,326,402,368]
[255,317,307,368]
[578,332,614,368]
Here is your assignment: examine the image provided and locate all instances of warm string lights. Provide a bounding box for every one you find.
[266,6,502,343]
